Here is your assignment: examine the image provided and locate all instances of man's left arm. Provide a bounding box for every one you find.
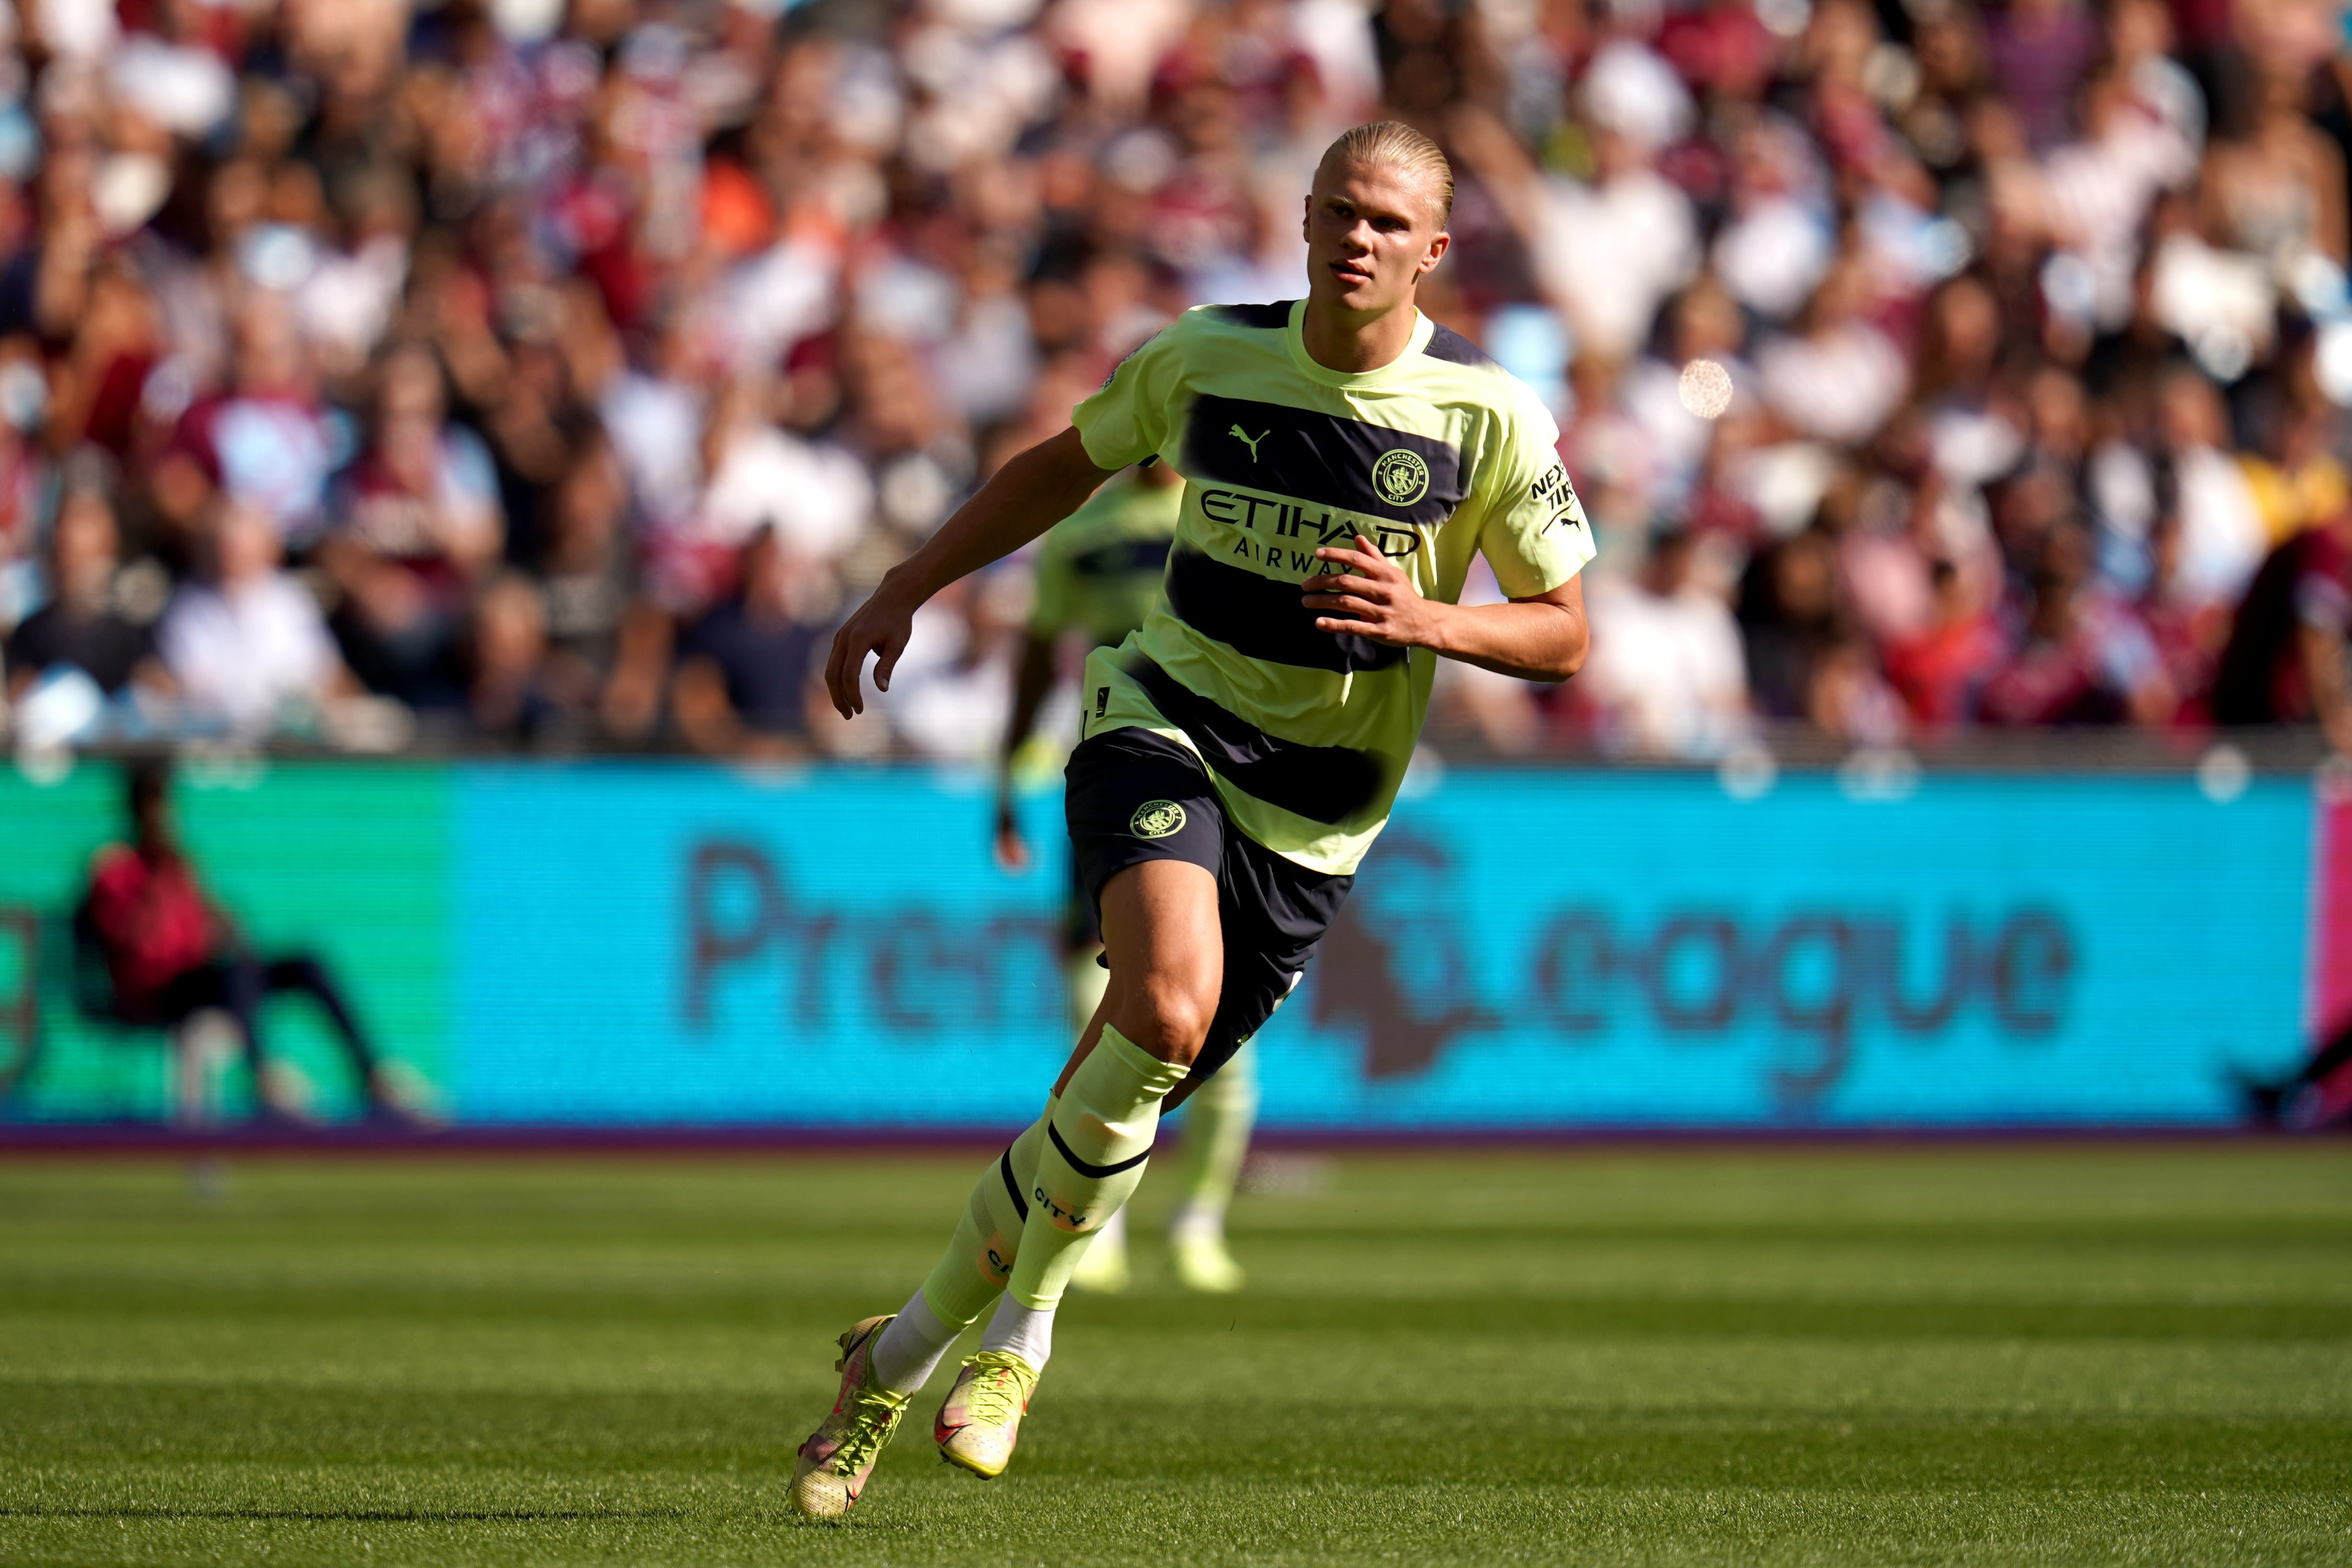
[1302,538,1588,681]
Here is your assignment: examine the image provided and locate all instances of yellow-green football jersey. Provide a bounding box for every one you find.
[1070,298,1596,875]
[1028,469,1183,648]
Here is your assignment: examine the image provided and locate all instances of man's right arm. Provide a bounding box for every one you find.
[824,427,1118,718]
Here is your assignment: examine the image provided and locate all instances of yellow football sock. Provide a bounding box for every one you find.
[919,1102,1050,1330]
[1004,1024,1186,1310]
[1170,1040,1257,1240]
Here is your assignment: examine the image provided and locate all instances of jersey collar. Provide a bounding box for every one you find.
[1282,298,1435,390]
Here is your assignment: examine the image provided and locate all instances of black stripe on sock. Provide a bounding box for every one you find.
[998,1146,1029,1222]
[1164,542,1405,674]
[1046,1119,1154,1180]
[1130,657,1386,824]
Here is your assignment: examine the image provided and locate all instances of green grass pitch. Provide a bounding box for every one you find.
[0,1145,2346,1566]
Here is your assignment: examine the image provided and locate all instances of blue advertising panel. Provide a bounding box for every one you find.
[453,763,1069,1125]
[451,764,2313,1129]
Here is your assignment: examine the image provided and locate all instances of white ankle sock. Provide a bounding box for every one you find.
[871,1289,962,1395]
[979,1292,1054,1371]
[1167,1202,1224,1245]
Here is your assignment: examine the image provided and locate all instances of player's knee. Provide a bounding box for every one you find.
[1124,979,1214,1065]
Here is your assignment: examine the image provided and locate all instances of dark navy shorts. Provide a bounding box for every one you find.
[1063,726,1352,1083]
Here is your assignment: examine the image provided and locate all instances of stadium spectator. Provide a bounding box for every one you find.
[153,295,341,555]
[1622,278,1754,511]
[2140,511,2232,718]
[1980,522,2176,726]
[1756,257,1912,449]
[2155,367,2271,613]
[1985,0,2106,152]
[872,572,1023,763]
[1885,556,2008,730]
[80,761,430,1125]
[0,341,47,631]
[532,431,641,720]
[2212,507,2352,752]
[1451,95,1699,365]
[1739,524,1846,724]
[463,569,561,747]
[318,343,503,706]
[672,527,828,759]
[2200,68,2347,273]
[1583,526,1748,758]
[158,502,348,735]
[3,467,168,705]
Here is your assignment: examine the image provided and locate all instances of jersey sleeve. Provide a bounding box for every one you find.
[1070,318,1184,470]
[1476,391,1597,599]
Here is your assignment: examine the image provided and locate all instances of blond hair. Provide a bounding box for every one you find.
[1320,121,1455,224]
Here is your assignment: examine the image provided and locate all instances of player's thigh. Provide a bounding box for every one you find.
[1100,856,1222,1040]
[1052,861,1223,1092]
[1062,727,1228,1067]
[1174,834,1353,1103]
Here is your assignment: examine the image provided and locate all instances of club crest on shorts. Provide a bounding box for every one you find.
[1130,800,1186,839]
[1371,448,1430,507]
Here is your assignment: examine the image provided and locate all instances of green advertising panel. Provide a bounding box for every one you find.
[0,760,450,1121]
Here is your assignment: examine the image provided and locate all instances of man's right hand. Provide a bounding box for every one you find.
[824,578,919,718]
[822,427,1120,720]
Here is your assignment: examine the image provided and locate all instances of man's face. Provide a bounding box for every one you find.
[212,505,279,586]
[1302,157,1449,316]
[52,494,118,599]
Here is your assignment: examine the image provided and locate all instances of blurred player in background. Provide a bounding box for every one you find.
[992,457,1254,1296]
[792,122,1593,1518]
[80,762,432,1125]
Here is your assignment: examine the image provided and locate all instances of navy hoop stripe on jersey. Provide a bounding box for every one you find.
[1180,392,1465,527]
[1131,657,1384,824]
[1164,543,1405,674]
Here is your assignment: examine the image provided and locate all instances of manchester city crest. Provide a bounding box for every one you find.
[1371,448,1430,507]
[1130,800,1187,839]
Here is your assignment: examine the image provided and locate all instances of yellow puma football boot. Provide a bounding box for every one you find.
[933,1349,1040,1479]
[789,1316,909,1519]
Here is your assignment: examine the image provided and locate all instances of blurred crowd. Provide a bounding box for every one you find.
[4,0,2352,763]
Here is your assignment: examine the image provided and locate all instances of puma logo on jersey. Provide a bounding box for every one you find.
[1229,424,1268,460]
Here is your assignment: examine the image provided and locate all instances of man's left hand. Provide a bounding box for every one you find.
[992,794,1031,873]
[1302,535,1443,649]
